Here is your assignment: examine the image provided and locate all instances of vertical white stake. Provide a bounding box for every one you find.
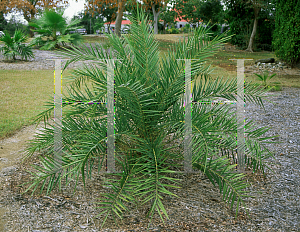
[230,59,252,172]
[107,59,115,173]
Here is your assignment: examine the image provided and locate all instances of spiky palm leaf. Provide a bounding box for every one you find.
[24,9,277,229]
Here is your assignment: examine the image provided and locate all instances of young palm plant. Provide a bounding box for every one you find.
[0,30,34,61]
[25,10,277,228]
[29,9,83,50]
[254,70,277,87]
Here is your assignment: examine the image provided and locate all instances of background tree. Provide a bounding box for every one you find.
[255,1,275,51]
[223,0,274,52]
[0,12,8,31]
[245,0,274,52]
[174,0,202,28]
[72,11,102,34]
[0,15,30,36]
[0,0,70,37]
[87,0,168,35]
[224,0,275,51]
[224,0,253,49]
[272,0,300,67]
[87,0,126,36]
[160,5,177,33]
[127,0,169,34]
[198,0,224,25]
[143,0,169,34]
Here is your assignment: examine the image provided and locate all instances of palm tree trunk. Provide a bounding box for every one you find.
[246,7,260,52]
[115,0,126,37]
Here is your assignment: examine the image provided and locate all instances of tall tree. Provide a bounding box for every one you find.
[128,0,169,34]
[87,0,126,37]
[174,0,202,27]
[245,0,263,52]
[160,4,177,32]
[0,12,7,31]
[88,0,168,35]
[223,0,253,49]
[198,0,224,25]
[144,0,169,34]
[0,0,70,37]
[224,0,273,52]
[243,0,274,52]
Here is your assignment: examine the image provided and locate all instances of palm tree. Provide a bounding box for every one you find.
[0,30,34,61]
[29,9,83,50]
[25,10,276,228]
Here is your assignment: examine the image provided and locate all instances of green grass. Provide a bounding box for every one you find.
[82,35,109,44]
[0,70,72,139]
[208,66,300,88]
[157,39,300,88]
[207,50,276,71]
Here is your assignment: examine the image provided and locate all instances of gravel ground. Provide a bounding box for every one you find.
[0,45,109,70]
[0,49,63,70]
[0,87,299,231]
[1,47,300,231]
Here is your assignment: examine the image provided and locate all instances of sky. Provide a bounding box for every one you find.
[63,0,86,22]
[4,0,86,24]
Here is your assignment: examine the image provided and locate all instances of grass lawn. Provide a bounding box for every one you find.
[82,35,109,44]
[0,70,73,139]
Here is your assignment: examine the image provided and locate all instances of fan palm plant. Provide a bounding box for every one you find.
[24,10,277,228]
[29,9,83,50]
[0,30,34,61]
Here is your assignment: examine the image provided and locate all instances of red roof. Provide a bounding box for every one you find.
[172,5,202,23]
[104,20,132,25]
[175,17,188,22]
[105,19,164,25]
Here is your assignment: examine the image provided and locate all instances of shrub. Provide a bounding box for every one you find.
[25,11,276,229]
[166,26,179,34]
[183,24,191,33]
[256,17,275,52]
[208,24,222,38]
[272,0,300,67]
[0,30,34,61]
[29,9,83,50]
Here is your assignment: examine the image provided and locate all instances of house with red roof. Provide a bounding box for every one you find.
[99,10,203,34]
[102,19,166,34]
[101,20,132,34]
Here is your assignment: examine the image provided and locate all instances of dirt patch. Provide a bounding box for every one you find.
[0,124,45,230]
[0,124,43,171]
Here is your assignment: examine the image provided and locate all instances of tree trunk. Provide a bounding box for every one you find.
[152,4,161,34]
[108,23,111,34]
[24,10,35,37]
[115,0,126,37]
[246,7,260,52]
